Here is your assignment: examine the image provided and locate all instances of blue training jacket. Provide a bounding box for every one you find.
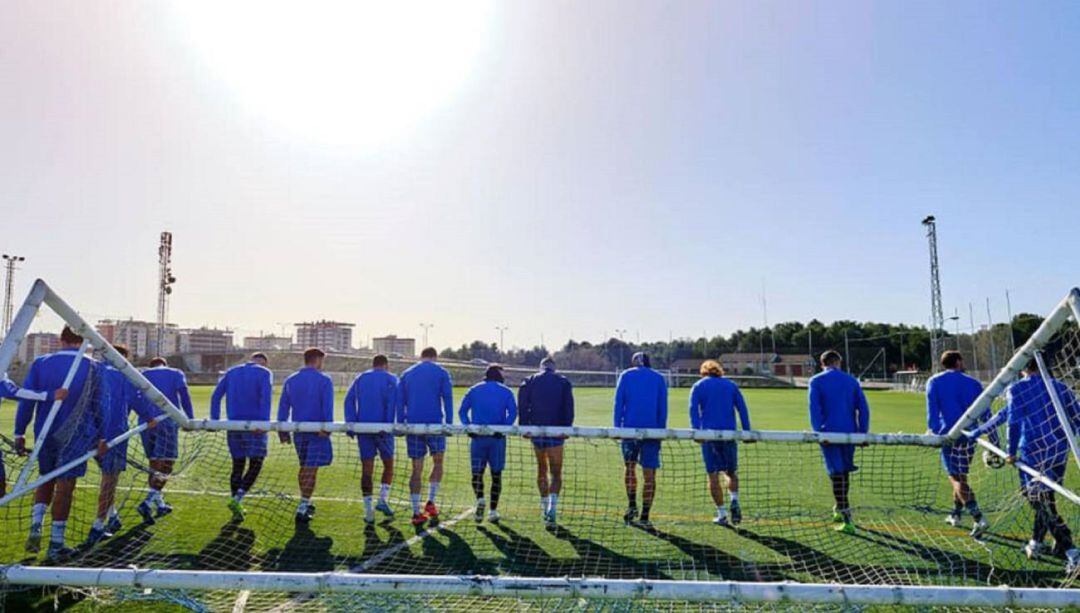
[926,369,999,445]
[518,370,574,427]
[211,362,273,421]
[689,376,751,431]
[344,368,398,423]
[459,380,517,426]
[1,373,52,404]
[808,368,870,434]
[396,361,453,425]
[278,367,334,422]
[613,366,668,429]
[974,375,1080,465]
[139,366,194,421]
[101,364,154,439]
[15,349,95,438]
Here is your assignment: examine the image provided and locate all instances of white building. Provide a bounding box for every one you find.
[178,327,234,354]
[97,319,179,358]
[243,334,293,352]
[295,320,354,353]
[18,332,61,363]
[372,335,416,358]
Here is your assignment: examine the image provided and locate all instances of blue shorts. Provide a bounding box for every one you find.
[701,440,738,474]
[358,433,395,461]
[39,438,88,479]
[621,440,662,469]
[941,441,975,476]
[407,435,446,459]
[531,437,565,449]
[470,436,506,473]
[227,431,268,459]
[141,420,179,460]
[294,432,333,467]
[95,441,128,474]
[820,444,857,476]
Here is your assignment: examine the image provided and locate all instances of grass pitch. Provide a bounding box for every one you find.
[1,386,1077,610]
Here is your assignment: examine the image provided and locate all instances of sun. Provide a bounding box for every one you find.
[171,1,493,147]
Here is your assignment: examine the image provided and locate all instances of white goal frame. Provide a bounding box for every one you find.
[3,279,1080,606]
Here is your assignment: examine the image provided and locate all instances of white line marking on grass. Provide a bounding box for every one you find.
[351,507,474,573]
[231,589,251,613]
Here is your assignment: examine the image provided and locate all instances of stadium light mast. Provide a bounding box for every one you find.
[922,215,945,373]
[157,232,176,357]
[494,325,508,353]
[1,254,25,341]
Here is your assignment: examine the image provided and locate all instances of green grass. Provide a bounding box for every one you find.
[1,386,1077,611]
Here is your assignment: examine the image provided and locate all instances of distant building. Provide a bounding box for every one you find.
[372,335,416,358]
[670,358,705,375]
[719,353,815,378]
[243,334,293,352]
[19,332,61,363]
[97,319,179,358]
[295,320,354,353]
[178,327,234,354]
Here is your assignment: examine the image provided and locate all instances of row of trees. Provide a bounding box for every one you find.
[440,314,1045,376]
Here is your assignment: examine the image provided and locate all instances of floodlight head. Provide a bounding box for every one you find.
[921,215,936,226]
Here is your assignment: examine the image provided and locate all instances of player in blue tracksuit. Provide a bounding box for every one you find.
[689,360,752,527]
[396,347,453,526]
[971,358,1080,572]
[343,354,398,523]
[86,345,160,546]
[926,350,998,537]
[808,350,870,534]
[211,352,273,521]
[14,326,105,560]
[135,357,194,525]
[459,365,517,524]
[613,352,668,525]
[518,356,574,524]
[277,348,335,523]
[0,372,66,496]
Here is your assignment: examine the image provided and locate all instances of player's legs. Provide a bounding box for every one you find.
[96,472,119,525]
[375,435,395,516]
[548,445,564,496]
[623,461,638,509]
[298,466,318,499]
[641,468,657,521]
[361,458,376,497]
[46,477,77,557]
[707,472,724,506]
[230,458,247,497]
[533,446,550,502]
[241,457,263,493]
[830,472,851,523]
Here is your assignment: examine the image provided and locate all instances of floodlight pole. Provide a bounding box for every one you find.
[1,254,25,342]
[922,216,945,373]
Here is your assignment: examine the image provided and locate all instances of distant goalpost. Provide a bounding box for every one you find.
[1,280,1080,611]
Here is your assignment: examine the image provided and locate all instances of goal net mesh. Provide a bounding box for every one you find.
[2,306,1080,610]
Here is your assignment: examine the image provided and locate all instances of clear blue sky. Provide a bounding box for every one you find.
[2,1,1078,349]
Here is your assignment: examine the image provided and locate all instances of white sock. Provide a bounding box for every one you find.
[476,497,486,509]
[364,496,374,515]
[297,497,310,513]
[730,492,740,504]
[108,506,119,520]
[717,505,728,518]
[31,502,47,527]
[50,520,67,545]
[145,488,161,506]
[235,488,245,502]
[540,496,548,512]
[428,482,440,503]
[411,494,422,514]
[549,494,559,511]
[92,517,105,531]
[379,483,391,503]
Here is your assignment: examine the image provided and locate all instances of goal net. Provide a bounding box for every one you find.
[1,280,1080,611]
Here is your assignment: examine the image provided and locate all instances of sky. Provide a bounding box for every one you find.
[2,1,1079,350]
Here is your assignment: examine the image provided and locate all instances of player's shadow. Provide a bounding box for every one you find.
[736,527,915,585]
[636,523,780,582]
[342,523,411,572]
[416,524,497,575]
[77,524,161,568]
[855,526,1064,586]
[195,522,258,571]
[262,522,335,572]
[481,522,669,579]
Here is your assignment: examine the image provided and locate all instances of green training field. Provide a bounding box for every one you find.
[1,386,1077,610]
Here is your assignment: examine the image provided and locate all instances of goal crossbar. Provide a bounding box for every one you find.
[3,567,1079,608]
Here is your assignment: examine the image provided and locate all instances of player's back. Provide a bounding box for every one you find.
[614,367,667,428]
[808,368,867,433]
[101,364,138,438]
[1008,376,1077,462]
[926,370,983,434]
[222,363,272,420]
[17,349,93,437]
[690,376,746,430]
[399,361,451,423]
[519,371,573,426]
[280,367,333,421]
[353,369,397,422]
[462,381,515,425]
[141,366,190,419]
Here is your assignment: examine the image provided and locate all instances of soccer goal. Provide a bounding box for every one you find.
[2,280,1080,611]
